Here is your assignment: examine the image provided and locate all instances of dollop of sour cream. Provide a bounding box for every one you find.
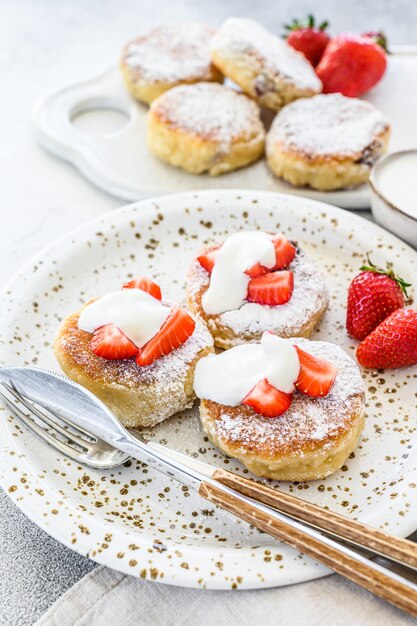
[78,289,171,348]
[194,332,300,406]
[202,231,276,315]
[376,152,417,218]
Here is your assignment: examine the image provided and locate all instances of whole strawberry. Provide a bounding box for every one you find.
[346,256,410,340]
[284,15,330,67]
[316,33,387,97]
[357,308,417,369]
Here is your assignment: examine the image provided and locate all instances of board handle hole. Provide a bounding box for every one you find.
[69,97,131,135]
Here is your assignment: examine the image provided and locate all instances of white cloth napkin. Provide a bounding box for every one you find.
[36,564,415,626]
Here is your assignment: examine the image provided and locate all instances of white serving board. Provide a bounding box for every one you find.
[33,47,417,209]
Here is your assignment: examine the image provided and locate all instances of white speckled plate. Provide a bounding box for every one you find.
[1,190,417,590]
[33,47,417,209]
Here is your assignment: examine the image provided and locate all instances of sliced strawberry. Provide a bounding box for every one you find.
[245,263,269,278]
[197,246,220,274]
[247,271,294,306]
[136,306,195,367]
[90,324,139,360]
[122,277,162,300]
[243,378,293,418]
[295,346,338,397]
[197,236,296,276]
[272,234,297,269]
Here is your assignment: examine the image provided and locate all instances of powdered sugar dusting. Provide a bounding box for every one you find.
[57,310,213,390]
[188,246,328,337]
[122,23,216,84]
[267,93,390,158]
[211,17,321,91]
[208,338,365,456]
[150,82,264,150]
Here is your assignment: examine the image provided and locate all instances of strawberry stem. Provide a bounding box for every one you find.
[360,254,411,297]
[283,14,329,36]
[362,30,390,53]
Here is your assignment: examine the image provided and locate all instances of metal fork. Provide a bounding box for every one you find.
[0,380,130,469]
[1,366,417,618]
[0,377,217,477]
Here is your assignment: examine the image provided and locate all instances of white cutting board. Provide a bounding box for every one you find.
[33,46,417,209]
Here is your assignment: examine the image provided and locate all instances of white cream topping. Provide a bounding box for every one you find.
[194,332,300,406]
[78,289,171,348]
[201,231,276,315]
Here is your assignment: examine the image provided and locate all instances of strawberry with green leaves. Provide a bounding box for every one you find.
[346,256,410,341]
[284,14,330,67]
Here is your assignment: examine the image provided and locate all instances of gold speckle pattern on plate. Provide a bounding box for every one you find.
[0,190,416,590]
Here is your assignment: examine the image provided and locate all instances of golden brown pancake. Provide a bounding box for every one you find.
[147,82,265,176]
[186,245,328,349]
[199,338,365,481]
[120,23,222,105]
[54,305,213,428]
[266,94,390,191]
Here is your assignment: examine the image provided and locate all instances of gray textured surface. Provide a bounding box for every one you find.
[0,491,95,626]
[0,1,416,625]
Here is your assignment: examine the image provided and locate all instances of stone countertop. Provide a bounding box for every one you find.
[1,1,416,624]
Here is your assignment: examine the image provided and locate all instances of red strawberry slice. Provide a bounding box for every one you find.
[197,246,220,274]
[245,263,269,278]
[122,277,162,300]
[197,235,296,276]
[136,306,195,367]
[198,248,268,277]
[243,378,293,418]
[295,346,338,397]
[272,234,297,270]
[247,271,294,306]
[90,324,140,360]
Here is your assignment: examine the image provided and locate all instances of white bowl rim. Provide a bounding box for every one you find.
[369,149,417,223]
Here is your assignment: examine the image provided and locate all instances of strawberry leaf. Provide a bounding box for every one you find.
[283,14,329,36]
[360,254,411,298]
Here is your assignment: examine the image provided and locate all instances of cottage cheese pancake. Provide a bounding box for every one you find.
[266,93,390,190]
[120,23,222,105]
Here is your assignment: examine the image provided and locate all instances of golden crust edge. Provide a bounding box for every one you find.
[266,127,391,191]
[146,101,265,176]
[199,400,365,481]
